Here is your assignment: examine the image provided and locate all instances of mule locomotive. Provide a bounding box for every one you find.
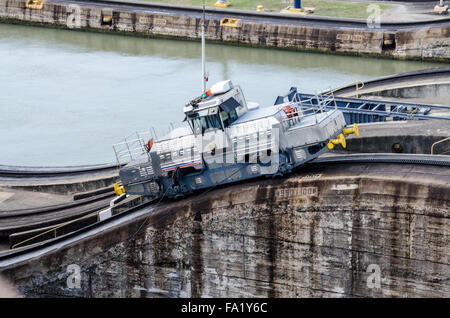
[112,80,358,199]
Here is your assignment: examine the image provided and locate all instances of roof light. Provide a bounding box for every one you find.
[202,89,212,99]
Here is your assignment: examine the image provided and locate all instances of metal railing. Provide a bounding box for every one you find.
[10,194,128,249]
[11,210,101,249]
[286,90,450,123]
[278,92,339,129]
[323,80,365,98]
[112,130,155,166]
[431,137,450,155]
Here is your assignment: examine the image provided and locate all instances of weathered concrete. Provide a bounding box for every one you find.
[0,0,449,61]
[0,275,21,297]
[1,162,449,297]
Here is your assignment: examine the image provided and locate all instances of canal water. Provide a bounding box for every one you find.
[0,24,442,166]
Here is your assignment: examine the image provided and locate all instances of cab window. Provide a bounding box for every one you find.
[192,114,222,134]
[220,106,239,127]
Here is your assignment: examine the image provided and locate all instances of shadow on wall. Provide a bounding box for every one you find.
[0,275,21,298]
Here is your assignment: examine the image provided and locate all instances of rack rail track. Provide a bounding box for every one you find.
[0,163,120,178]
[0,191,114,218]
[310,153,450,167]
[0,198,158,261]
[0,192,115,238]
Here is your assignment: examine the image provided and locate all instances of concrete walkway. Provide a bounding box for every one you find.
[91,0,450,22]
[380,1,449,22]
[321,0,449,22]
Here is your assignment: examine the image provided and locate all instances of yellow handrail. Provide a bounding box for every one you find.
[431,137,450,155]
[355,81,364,98]
[324,80,365,97]
[11,209,103,249]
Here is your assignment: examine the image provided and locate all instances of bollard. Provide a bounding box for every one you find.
[215,0,231,8]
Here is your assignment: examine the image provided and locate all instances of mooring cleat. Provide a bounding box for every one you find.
[215,0,231,8]
[114,183,125,196]
[328,133,346,150]
[343,123,359,137]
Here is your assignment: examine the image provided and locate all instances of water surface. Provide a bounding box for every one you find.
[0,24,441,165]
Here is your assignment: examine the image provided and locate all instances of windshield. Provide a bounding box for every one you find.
[192,114,222,134]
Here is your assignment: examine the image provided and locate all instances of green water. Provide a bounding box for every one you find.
[0,23,442,165]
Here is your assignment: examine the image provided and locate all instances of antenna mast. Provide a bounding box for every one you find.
[201,0,206,92]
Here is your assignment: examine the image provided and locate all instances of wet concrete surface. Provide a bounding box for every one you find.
[0,169,118,211]
[0,188,72,212]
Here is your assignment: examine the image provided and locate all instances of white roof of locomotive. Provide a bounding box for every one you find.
[231,105,279,125]
[160,125,191,141]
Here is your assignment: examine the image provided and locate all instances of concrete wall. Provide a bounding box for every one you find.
[2,163,449,297]
[394,26,450,61]
[0,0,449,61]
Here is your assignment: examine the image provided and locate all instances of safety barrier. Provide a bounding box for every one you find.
[431,137,450,155]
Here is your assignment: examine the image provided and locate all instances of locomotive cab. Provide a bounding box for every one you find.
[184,80,248,134]
[184,80,249,168]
